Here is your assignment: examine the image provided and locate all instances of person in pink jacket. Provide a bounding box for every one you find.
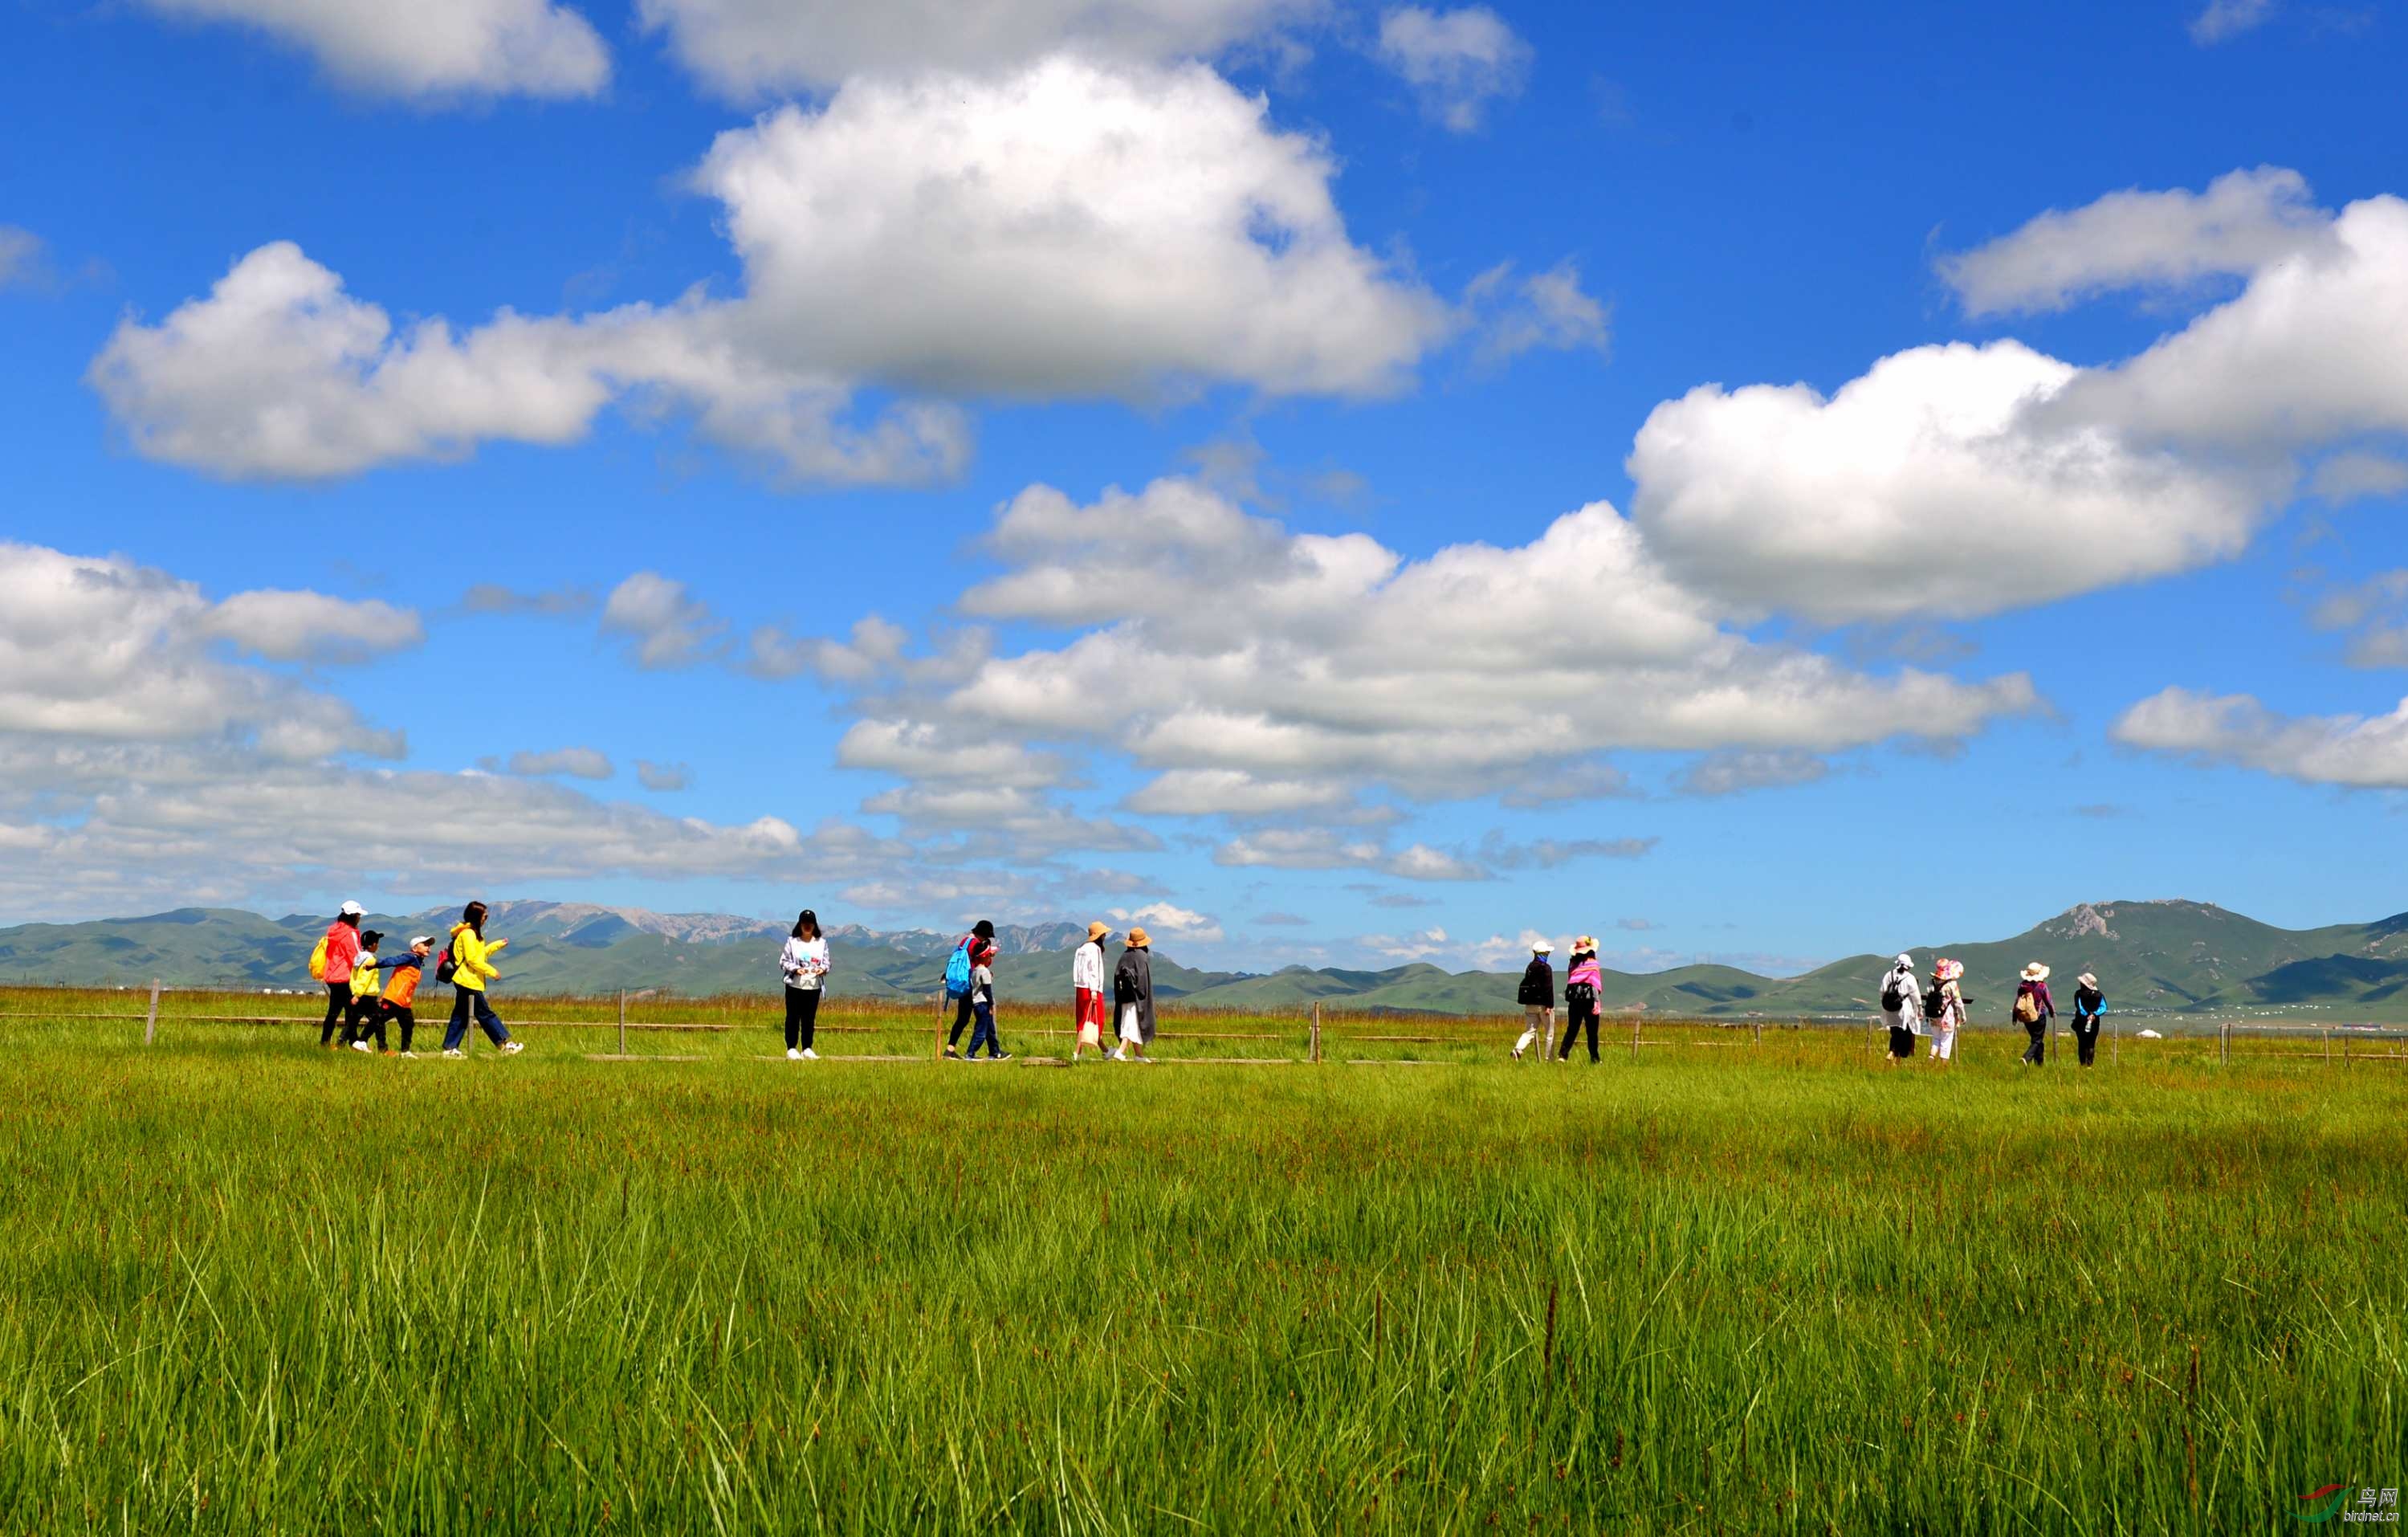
[1556,937,1606,1063]
[317,900,364,1048]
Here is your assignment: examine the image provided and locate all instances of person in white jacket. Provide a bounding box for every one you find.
[1926,957,1966,1066]
[1879,953,1921,1065]
[1070,922,1110,1063]
[778,909,830,1061]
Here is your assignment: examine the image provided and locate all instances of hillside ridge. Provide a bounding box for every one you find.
[6,899,2405,1019]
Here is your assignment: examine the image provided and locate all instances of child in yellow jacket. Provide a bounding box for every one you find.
[441,902,524,1058]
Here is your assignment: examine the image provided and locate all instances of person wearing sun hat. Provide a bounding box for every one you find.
[1112,926,1156,1062]
[1556,936,1604,1063]
[1513,939,1555,1061]
[2013,961,2056,1066]
[1926,957,1967,1066]
[1878,952,1921,1065]
[1070,921,1113,1062]
[2069,971,2106,1067]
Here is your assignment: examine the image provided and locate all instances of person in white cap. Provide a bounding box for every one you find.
[1878,953,1920,1065]
[2013,961,2055,1066]
[314,901,365,1049]
[1513,940,1555,1060]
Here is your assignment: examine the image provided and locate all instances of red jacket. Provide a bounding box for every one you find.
[322,921,361,985]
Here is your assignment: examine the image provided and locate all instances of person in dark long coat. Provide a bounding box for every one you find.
[1111,926,1157,1063]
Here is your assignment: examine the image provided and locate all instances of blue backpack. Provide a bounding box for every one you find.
[943,942,972,997]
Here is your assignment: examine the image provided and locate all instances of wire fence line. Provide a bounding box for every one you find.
[6,981,2406,1070]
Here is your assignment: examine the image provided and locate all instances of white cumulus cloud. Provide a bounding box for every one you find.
[201,589,424,663]
[1939,166,2333,316]
[88,242,966,485]
[136,0,609,100]
[693,57,1450,398]
[1626,340,2269,624]
[2113,686,2408,787]
[1375,6,1531,131]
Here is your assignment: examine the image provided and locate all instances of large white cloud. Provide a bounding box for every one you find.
[1626,340,2267,624]
[0,536,1168,923]
[88,243,968,484]
[640,0,1314,98]
[694,57,1450,397]
[857,478,2038,815]
[2113,686,2408,788]
[0,540,398,754]
[1938,166,2332,317]
[94,59,1456,482]
[136,0,609,100]
[2049,194,2408,452]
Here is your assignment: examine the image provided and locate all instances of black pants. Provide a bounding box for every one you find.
[1889,1025,1917,1059]
[380,1002,415,1053]
[320,981,351,1045]
[947,989,974,1047]
[2021,1021,2048,1065]
[2072,1017,2100,1066]
[784,986,821,1050]
[1557,1001,1599,1061]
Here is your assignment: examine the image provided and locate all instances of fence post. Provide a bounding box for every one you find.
[2112,1013,2119,1067]
[932,991,944,1061]
[1310,1001,1322,1064]
[2324,1028,2332,1066]
[617,989,627,1056]
[1629,1015,1640,1062]
[143,979,161,1046]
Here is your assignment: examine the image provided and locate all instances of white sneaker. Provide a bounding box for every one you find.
[398,1051,418,1060]
[349,1040,373,1054]
[442,1049,465,1059]
[1109,1050,1125,1061]
[787,1047,802,1061]
[801,1047,819,1060]
[499,1041,524,1055]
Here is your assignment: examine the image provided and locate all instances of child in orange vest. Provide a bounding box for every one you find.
[374,936,434,1058]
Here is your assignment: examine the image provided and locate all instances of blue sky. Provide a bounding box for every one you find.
[2,0,2405,972]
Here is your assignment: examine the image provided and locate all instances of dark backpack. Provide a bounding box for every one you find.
[435,935,461,985]
[1880,976,1906,1013]
[1921,983,1946,1021]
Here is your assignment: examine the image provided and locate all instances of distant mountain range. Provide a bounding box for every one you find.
[4,898,2407,1019]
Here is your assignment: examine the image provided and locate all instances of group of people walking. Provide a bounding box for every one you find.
[310,899,521,1059]
[1873,955,2110,1066]
[925,919,1160,1065]
[1513,939,2112,1068]
[309,900,2116,1069]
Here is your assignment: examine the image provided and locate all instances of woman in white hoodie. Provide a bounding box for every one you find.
[1879,953,1921,1064]
[778,909,830,1061]
[1926,958,1967,1066]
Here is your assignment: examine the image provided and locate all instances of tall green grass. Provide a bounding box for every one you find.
[0,1009,2398,1532]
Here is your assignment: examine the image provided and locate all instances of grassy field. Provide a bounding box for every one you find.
[0,990,2401,1533]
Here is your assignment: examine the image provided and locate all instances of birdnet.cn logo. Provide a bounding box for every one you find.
[2297,1486,2400,1524]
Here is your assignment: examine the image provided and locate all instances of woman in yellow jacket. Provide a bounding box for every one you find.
[441,901,525,1058]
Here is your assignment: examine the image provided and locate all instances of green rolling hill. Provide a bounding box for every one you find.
[3,899,2406,1020]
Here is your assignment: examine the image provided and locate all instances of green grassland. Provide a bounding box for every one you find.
[0,990,2402,1533]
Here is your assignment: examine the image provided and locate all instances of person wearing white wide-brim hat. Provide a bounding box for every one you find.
[1878,952,1921,1065]
[2069,972,2107,1067]
[1512,940,1555,1061]
[2015,961,2056,1067]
